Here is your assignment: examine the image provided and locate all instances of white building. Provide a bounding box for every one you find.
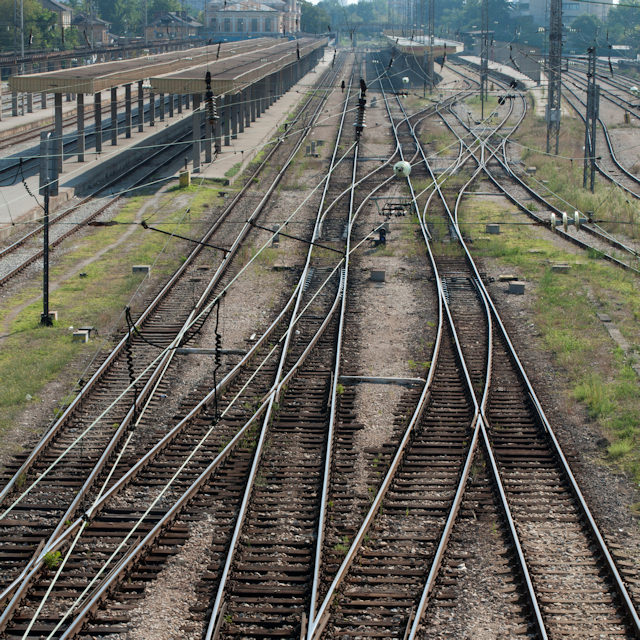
[205,0,300,39]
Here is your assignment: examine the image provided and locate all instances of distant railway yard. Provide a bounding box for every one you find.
[0,33,640,640]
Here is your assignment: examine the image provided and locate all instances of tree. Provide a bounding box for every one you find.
[0,0,58,51]
[606,0,640,55]
[300,0,330,34]
[567,14,603,50]
[92,0,178,36]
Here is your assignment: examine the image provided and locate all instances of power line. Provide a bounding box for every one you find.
[573,0,640,9]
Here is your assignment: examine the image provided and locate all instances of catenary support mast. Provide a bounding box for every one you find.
[546,0,563,154]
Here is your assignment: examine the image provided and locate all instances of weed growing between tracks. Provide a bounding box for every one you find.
[419,120,457,155]
[515,99,640,239]
[464,94,500,120]
[461,197,640,482]
[0,183,221,461]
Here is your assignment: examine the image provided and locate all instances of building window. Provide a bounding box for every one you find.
[264,17,271,31]
[251,17,258,31]
[211,17,218,30]
[237,18,244,31]
[224,17,231,31]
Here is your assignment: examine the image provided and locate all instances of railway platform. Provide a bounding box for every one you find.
[457,55,539,90]
[0,37,326,236]
[200,53,331,183]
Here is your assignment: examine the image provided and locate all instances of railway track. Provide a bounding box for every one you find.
[2,46,639,640]
[0,124,191,287]
[439,63,640,271]
[0,91,165,154]
[421,61,640,639]
[562,74,640,195]
[303,52,640,639]
[0,52,346,637]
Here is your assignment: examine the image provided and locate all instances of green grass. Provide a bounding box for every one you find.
[0,186,215,453]
[224,162,242,178]
[461,194,640,481]
[419,123,456,155]
[251,246,280,267]
[464,94,500,119]
[43,550,62,569]
[516,99,640,239]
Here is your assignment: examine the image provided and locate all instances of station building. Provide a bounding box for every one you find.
[204,0,300,39]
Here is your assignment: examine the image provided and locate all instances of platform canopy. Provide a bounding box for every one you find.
[8,38,280,94]
[150,37,327,96]
[385,34,464,56]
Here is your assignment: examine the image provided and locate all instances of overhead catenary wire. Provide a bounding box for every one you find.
[0,111,358,523]
[0,55,346,447]
[26,194,393,640]
[0,61,349,611]
[3,60,420,624]
[4,92,374,224]
[0,57,480,544]
[6,94,473,229]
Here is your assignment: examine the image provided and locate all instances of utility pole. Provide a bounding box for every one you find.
[583,45,599,192]
[39,132,59,326]
[546,0,562,154]
[427,0,434,91]
[480,0,489,119]
[20,0,24,114]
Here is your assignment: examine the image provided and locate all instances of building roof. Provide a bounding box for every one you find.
[214,0,277,11]
[150,11,203,27]
[150,37,326,95]
[72,12,111,27]
[9,37,274,93]
[39,0,72,13]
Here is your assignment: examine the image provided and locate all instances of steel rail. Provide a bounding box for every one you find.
[204,58,356,639]
[429,76,640,636]
[2,48,345,545]
[0,98,186,260]
[0,273,301,622]
[444,70,640,267]
[308,55,375,625]
[314,92,463,237]
[0,54,341,511]
[54,399,271,640]
[501,86,640,260]
[0,56,344,623]
[307,53,373,627]
[561,77,640,198]
[2,204,364,630]
[0,89,163,160]
[391,73,548,638]
[0,130,194,287]
[441,93,640,274]
[54,276,345,639]
[306,57,467,640]
[15,142,353,638]
[565,67,640,116]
